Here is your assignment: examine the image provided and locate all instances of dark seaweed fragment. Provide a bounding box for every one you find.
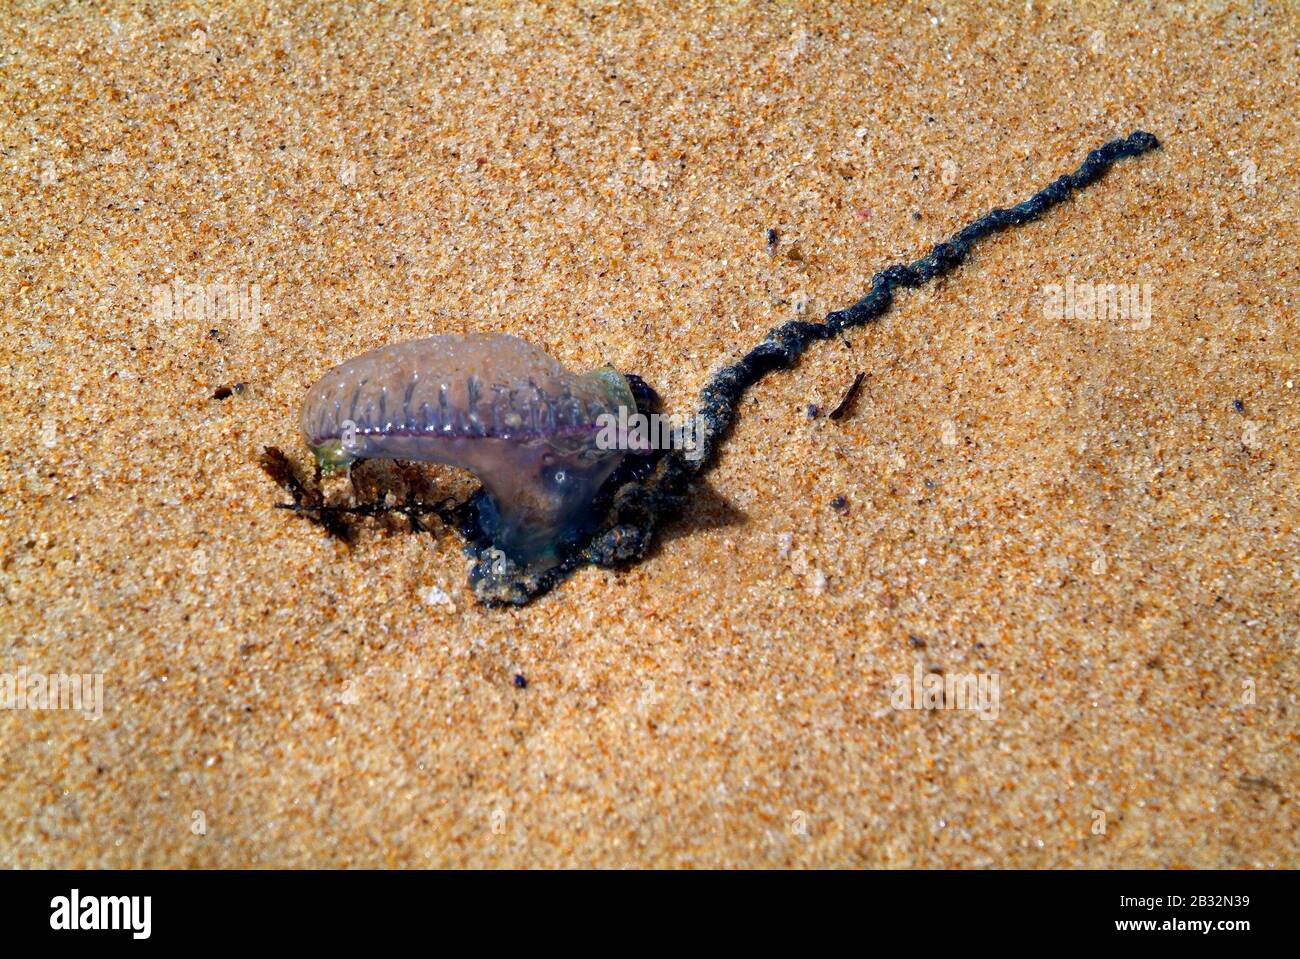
[259,446,312,506]
[260,446,353,541]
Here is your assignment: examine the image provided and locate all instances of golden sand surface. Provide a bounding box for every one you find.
[1,1,1296,867]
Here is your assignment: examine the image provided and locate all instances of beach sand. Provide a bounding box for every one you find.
[1,0,1295,867]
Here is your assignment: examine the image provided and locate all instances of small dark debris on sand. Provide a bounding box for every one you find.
[828,371,866,420]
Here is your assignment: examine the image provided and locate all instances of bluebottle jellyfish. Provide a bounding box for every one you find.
[300,333,639,567]
[279,130,1161,605]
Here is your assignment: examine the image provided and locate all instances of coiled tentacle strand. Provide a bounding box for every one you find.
[467,130,1161,605]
